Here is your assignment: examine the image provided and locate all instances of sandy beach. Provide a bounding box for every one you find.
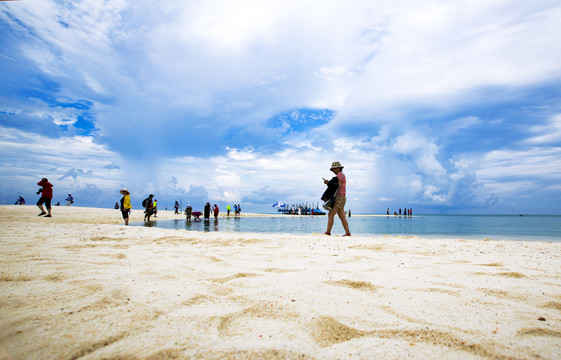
[1,205,560,359]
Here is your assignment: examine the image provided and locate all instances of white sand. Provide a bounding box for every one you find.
[1,205,560,359]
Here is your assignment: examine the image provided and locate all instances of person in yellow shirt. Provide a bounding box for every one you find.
[119,188,132,225]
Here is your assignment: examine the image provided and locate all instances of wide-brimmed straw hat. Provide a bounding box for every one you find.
[330,161,344,170]
[120,188,129,194]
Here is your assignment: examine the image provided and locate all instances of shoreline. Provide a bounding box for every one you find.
[1,205,560,359]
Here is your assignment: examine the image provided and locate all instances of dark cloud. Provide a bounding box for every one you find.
[57,168,93,181]
[103,163,120,170]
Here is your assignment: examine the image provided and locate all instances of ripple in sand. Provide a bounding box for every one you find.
[42,273,65,282]
[517,327,561,337]
[477,288,527,302]
[184,349,316,360]
[263,268,299,273]
[541,301,561,311]
[182,294,216,306]
[472,271,526,278]
[89,236,121,242]
[308,316,369,347]
[496,272,526,278]
[419,288,460,296]
[349,244,385,251]
[153,236,193,245]
[479,262,503,267]
[325,279,379,292]
[0,274,34,282]
[213,273,260,284]
[68,332,128,359]
[309,316,507,359]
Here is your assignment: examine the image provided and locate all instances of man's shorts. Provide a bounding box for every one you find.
[334,195,346,210]
[37,197,52,209]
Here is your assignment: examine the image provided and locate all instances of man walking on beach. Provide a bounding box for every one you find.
[36,177,53,217]
[324,161,351,236]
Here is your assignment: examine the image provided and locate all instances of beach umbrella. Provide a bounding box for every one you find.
[272,201,286,207]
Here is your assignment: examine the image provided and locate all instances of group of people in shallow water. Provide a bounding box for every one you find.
[387,208,413,216]
[117,188,244,226]
[182,202,242,222]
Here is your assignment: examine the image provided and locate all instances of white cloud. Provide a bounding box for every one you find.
[392,131,446,177]
[2,0,561,213]
[459,146,561,205]
[444,116,481,135]
[526,114,561,145]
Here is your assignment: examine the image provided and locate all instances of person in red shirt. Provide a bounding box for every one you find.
[36,178,53,217]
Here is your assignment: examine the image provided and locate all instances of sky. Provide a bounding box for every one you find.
[1,0,561,214]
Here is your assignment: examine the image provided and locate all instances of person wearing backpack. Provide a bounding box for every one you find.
[143,194,154,221]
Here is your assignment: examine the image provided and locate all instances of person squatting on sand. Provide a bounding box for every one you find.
[119,188,132,225]
[36,177,53,217]
[324,161,351,236]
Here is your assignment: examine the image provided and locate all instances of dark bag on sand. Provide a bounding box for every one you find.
[321,176,339,201]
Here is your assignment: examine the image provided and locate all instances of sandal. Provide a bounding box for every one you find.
[38,212,46,216]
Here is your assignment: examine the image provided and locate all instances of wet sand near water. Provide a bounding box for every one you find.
[1,205,560,359]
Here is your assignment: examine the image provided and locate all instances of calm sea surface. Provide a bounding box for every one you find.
[134,214,561,242]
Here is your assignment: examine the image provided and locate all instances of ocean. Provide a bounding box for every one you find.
[134,214,561,242]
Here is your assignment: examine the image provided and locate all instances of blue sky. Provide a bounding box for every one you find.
[1,0,560,214]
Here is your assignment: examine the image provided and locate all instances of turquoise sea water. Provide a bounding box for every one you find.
[135,214,561,242]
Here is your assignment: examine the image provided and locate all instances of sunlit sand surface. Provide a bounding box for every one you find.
[1,206,560,359]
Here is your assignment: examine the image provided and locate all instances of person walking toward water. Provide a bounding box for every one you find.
[324,162,351,236]
[185,204,192,221]
[204,202,211,221]
[36,178,53,217]
[143,194,154,221]
[119,188,132,225]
